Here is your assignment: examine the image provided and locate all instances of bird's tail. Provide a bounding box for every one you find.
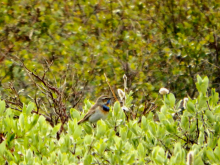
[77,119,84,125]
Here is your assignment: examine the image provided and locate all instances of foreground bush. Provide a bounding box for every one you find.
[0,75,220,164]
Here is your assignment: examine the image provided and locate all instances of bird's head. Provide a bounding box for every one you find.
[96,95,112,106]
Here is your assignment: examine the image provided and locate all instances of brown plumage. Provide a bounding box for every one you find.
[78,95,112,124]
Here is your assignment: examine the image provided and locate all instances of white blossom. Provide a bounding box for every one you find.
[122,106,129,111]
[159,87,169,95]
[117,89,125,101]
[183,97,189,108]
[187,151,194,165]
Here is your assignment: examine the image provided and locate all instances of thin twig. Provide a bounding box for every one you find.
[206,101,211,111]
[201,59,220,70]
[104,73,118,101]
[158,139,172,156]
[6,102,52,122]
[196,112,199,140]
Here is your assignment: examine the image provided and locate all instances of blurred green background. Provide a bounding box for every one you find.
[0,0,220,110]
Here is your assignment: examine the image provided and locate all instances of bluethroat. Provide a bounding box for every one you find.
[78,95,112,124]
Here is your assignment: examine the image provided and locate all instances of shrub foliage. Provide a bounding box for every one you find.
[1,0,220,107]
[1,0,220,164]
[0,76,220,164]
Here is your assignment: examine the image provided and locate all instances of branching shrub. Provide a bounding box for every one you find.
[0,75,220,164]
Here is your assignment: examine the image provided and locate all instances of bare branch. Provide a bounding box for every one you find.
[104,73,118,101]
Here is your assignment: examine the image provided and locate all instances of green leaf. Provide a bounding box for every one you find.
[97,140,106,154]
[28,114,39,131]
[164,93,175,108]
[152,146,165,164]
[209,88,219,107]
[97,120,106,139]
[83,123,93,134]
[119,127,127,140]
[214,146,220,161]
[26,102,34,116]
[19,113,25,130]
[84,99,92,110]
[113,101,121,118]
[146,112,154,120]
[138,143,145,158]
[206,147,219,163]
[189,120,197,133]
[52,123,61,136]
[164,95,170,107]
[168,93,176,107]
[118,107,125,122]
[194,156,204,165]
[163,119,176,133]
[73,125,82,139]
[24,148,34,164]
[42,156,48,165]
[214,105,220,114]
[214,122,220,135]
[158,111,166,122]
[165,123,175,133]
[198,131,204,145]
[5,149,14,161]
[22,103,27,115]
[83,154,92,165]
[26,149,33,160]
[197,75,203,84]
[218,138,220,147]
[207,134,217,149]
[0,100,5,116]
[127,153,135,164]
[84,135,93,145]
[156,124,166,138]
[6,133,15,146]
[5,108,13,118]
[174,142,181,154]
[148,121,156,135]
[205,110,215,123]
[198,94,207,110]
[114,136,122,149]
[186,101,195,114]
[141,116,148,132]
[181,116,189,131]
[68,120,75,135]
[70,108,80,120]
[0,141,6,155]
[196,75,209,95]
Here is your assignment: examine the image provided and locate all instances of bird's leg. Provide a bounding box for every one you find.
[92,123,96,128]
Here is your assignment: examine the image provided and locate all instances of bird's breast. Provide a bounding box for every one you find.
[88,107,109,123]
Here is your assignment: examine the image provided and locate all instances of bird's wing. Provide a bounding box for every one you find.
[78,106,97,124]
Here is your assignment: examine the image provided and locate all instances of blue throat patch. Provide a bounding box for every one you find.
[103,105,110,111]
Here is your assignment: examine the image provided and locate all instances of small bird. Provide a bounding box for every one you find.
[78,95,112,124]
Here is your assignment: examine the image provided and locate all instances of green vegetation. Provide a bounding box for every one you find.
[0,76,220,164]
[0,0,220,164]
[1,0,220,104]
